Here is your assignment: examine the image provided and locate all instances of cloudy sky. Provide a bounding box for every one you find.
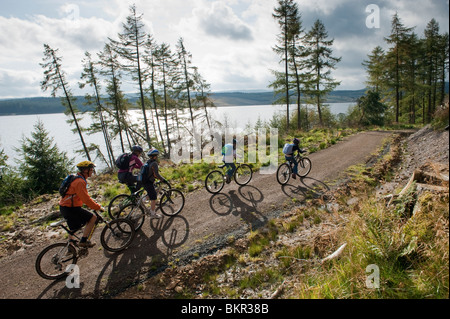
[0,0,448,99]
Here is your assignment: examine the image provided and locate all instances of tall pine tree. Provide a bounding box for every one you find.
[384,13,414,123]
[110,4,152,148]
[272,0,302,131]
[303,19,341,126]
[40,44,91,161]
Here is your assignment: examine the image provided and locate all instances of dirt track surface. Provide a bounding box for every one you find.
[0,131,394,299]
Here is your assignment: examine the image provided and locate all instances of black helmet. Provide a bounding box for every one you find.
[293,138,300,145]
[132,145,143,153]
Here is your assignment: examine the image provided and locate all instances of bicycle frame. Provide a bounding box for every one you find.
[132,180,170,208]
[220,162,243,176]
[54,210,103,245]
[36,210,136,280]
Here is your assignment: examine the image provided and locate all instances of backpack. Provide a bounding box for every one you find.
[222,144,233,156]
[282,143,294,155]
[115,153,131,170]
[137,162,150,183]
[59,175,82,197]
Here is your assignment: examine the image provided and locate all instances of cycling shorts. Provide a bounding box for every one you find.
[60,206,94,231]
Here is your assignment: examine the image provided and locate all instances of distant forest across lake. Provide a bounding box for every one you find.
[0,89,369,116]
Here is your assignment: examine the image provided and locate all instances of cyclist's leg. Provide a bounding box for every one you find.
[285,156,298,176]
[60,206,96,245]
[229,162,237,176]
[292,159,298,175]
[224,162,235,183]
[82,213,97,241]
[127,183,137,193]
[124,173,139,193]
[143,182,161,218]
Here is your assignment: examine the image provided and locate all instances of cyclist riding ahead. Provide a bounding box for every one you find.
[142,148,168,219]
[283,138,306,180]
[222,139,237,184]
[59,161,104,248]
[118,145,144,193]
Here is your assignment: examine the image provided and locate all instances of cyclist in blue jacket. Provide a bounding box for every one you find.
[222,139,237,183]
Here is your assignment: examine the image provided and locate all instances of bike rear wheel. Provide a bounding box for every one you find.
[276,163,291,185]
[100,218,135,252]
[35,242,78,280]
[159,189,185,217]
[234,164,252,186]
[118,203,145,231]
[205,170,225,194]
[297,157,312,177]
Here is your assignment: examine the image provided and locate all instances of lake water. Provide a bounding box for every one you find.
[0,103,353,170]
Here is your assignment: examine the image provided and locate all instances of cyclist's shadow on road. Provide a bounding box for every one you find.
[93,214,190,298]
[281,176,331,201]
[37,214,190,299]
[209,185,267,226]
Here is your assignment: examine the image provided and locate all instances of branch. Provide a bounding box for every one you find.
[321,243,347,263]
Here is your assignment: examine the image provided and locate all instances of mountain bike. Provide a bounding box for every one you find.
[107,180,171,220]
[35,210,135,280]
[115,182,185,231]
[276,152,312,185]
[205,162,253,194]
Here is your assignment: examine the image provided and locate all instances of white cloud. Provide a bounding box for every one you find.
[193,1,253,40]
[0,6,119,98]
[0,0,448,98]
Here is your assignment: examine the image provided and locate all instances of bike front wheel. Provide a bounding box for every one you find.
[118,203,145,231]
[100,218,135,252]
[205,170,225,194]
[155,180,171,196]
[35,242,78,280]
[276,163,291,185]
[107,194,133,220]
[297,157,312,177]
[159,189,185,217]
[234,164,252,186]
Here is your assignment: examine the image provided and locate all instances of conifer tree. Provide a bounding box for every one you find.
[384,13,414,123]
[16,120,72,196]
[176,37,196,130]
[362,46,386,94]
[110,4,152,148]
[98,43,136,153]
[80,51,115,168]
[40,44,91,161]
[155,43,177,157]
[303,19,341,126]
[272,0,302,131]
[143,35,166,152]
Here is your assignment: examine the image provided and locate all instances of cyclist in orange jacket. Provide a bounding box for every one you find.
[59,161,104,248]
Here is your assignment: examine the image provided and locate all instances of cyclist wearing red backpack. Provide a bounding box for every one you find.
[117,145,144,192]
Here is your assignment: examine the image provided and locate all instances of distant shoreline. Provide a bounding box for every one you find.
[0,89,366,116]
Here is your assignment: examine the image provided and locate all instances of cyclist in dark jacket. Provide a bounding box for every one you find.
[142,149,167,219]
[284,138,305,180]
